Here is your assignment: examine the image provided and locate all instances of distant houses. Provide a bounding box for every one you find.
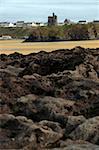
[78,20,99,24]
[0,22,11,27]
[0,21,45,28]
[0,15,98,28]
[0,22,16,27]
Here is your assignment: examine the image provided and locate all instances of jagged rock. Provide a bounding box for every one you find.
[0,47,99,149]
[23,74,55,96]
[29,96,75,124]
[33,126,62,147]
[0,114,37,149]
[64,116,86,137]
[46,139,99,150]
[13,96,76,126]
[39,120,63,133]
[51,143,99,150]
[69,116,99,145]
[0,66,24,76]
[0,114,63,149]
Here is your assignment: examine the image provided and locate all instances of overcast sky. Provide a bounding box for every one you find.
[0,0,98,22]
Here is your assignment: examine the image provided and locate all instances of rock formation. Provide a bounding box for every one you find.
[0,47,99,149]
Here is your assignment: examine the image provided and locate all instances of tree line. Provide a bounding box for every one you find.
[25,24,89,42]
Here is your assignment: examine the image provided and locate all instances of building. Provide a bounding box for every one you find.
[23,22,33,27]
[58,22,64,26]
[0,22,15,27]
[93,20,99,24]
[16,21,25,27]
[0,35,12,40]
[31,22,38,27]
[8,23,15,27]
[48,13,57,26]
[39,23,45,27]
[15,21,45,28]
[78,20,87,24]
[0,22,10,27]
[64,19,71,25]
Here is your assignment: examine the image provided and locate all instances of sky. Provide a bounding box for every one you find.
[0,0,99,22]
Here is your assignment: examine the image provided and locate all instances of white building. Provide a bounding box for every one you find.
[0,22,15,27]
[31,22,38,27]
[0,22,10,27]
[64,19,71,25]
[23,22,34,27]
[93,20,99,24]
[8,23,15,27]
[16,21,25,27]
[78,20,87,24]
[39,23,45,27]
[0,21,47,28]
[0,35,12,40]
[58,22,64,26]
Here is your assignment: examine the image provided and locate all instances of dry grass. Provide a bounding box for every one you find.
[0,39,99,55]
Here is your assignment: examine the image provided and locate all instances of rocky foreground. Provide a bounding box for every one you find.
[0,47,99,149]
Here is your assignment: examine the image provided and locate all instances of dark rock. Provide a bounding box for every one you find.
[39,120,63,133]
[0,47,99,149]
[51,142,99,150]
[12,95,76,126]
[64,116,86,138]
[69,116,99,145]
[0,114,37,149]
[0,114,63,149]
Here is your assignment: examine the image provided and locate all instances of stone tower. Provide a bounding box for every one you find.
[48,13,57,26]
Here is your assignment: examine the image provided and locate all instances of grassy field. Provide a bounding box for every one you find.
[0,39,99,55]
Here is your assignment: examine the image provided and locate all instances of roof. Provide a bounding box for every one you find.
[79,20,86,22]
[93,20,99,22]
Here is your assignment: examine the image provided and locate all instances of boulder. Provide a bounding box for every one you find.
[39,120,63,133]
[0,114,63,149]
[51,143,99,150]
[64,116,86,137]
[69,116,99,145]
[13,96,76,126]
[0,114,37,149]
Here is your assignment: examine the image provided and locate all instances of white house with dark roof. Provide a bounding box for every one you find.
[15,21,25,27]
[0,35,12,40]
[78,20,87,24]
[0,22,15,27]
[0,22,10,27]
[93,20,99,24]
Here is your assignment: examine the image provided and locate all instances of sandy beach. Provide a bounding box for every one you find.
[0,39,99,55]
